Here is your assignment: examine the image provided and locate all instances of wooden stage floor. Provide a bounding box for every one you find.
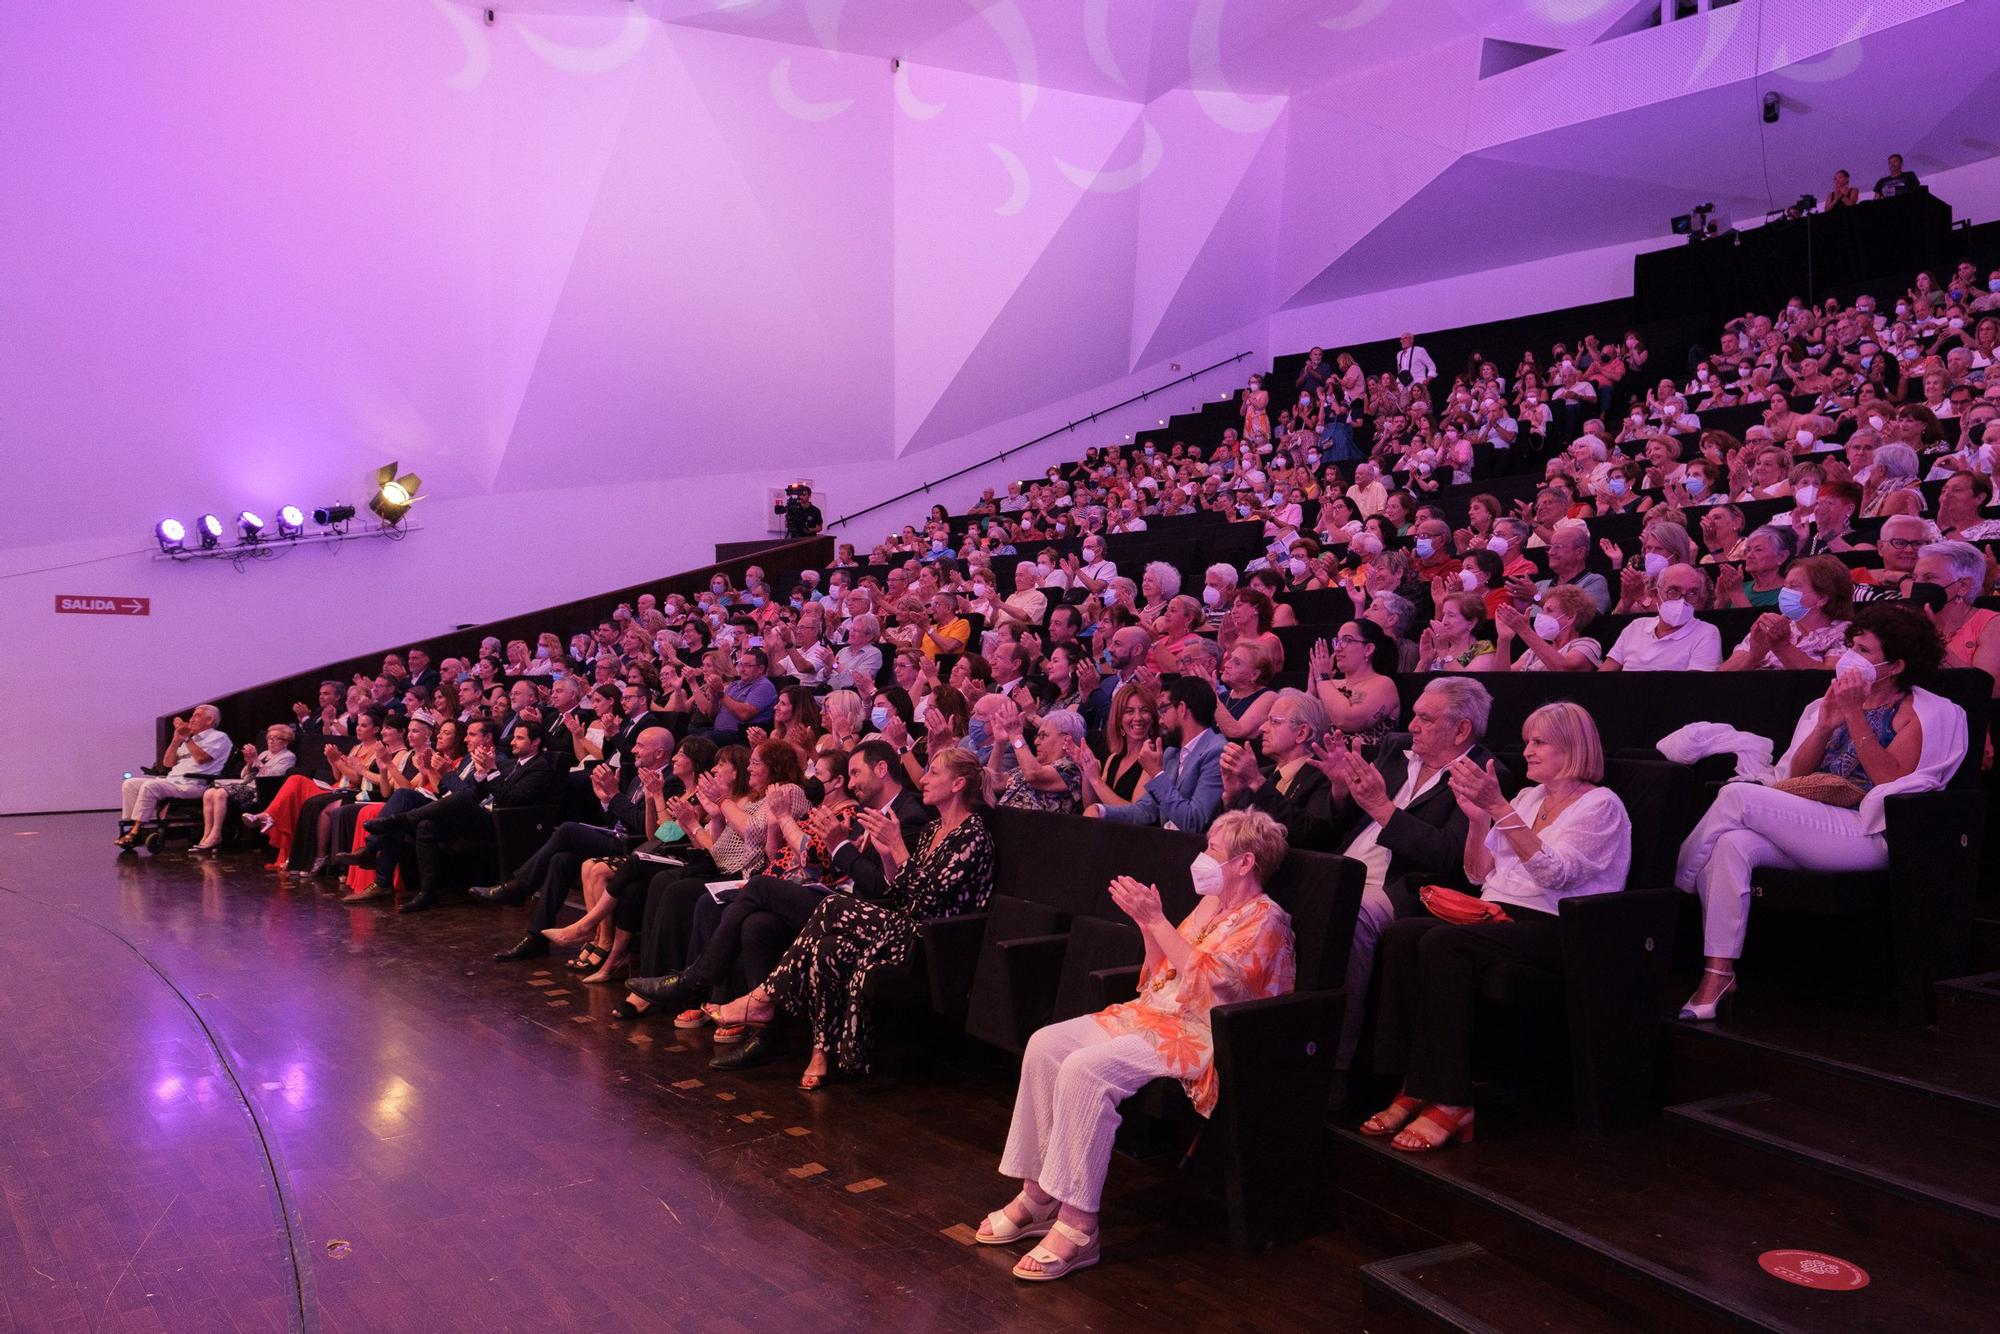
[0,814,1382,1333]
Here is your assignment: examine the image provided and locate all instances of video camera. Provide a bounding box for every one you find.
[774,481,822,539]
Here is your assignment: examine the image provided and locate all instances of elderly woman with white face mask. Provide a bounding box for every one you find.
[977,810,1296,1280]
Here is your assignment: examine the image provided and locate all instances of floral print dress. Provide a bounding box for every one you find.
[765,812,996,1073]
[1093,894,1296,1116]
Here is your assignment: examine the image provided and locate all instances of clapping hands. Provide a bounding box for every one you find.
[1107,875,1166,928]
[1446,755,1505,820]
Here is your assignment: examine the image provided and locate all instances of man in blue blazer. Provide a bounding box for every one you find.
[1088,677,1226,834]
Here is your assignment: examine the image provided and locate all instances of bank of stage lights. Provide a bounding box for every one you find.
[154,466,421,561]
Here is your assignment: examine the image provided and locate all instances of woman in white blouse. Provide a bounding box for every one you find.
[1361,702,1631,1152]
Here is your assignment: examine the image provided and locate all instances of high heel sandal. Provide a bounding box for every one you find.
[565,944,607,973]
[610,997,653,1022]
[1391,1105,1475,1154]
[1678,967,1738,1022]
[1360,1093,1426,1137]
[977,1191,1059,1246]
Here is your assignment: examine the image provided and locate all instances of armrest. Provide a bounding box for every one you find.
[489,804,559,868]
[1089,965,1142,1008]
[1883,789,1987,1021]
[918,912,990,1014]
[1557,889,1678,1132]
[1209,989,1345,1079]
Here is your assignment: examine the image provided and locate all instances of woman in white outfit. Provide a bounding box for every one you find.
[976,810,1296,1281]
[1674,603,1958,1018]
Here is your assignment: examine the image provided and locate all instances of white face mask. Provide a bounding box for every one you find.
[1458,568,1480,591]
[1202,585,1224,607]
[1532,612,1561,640]
[1795,484,1818,506]
[1656,597,1694,627]
[1643,552,1669,577]
[1189,852,1225,897]
[1832,648,1878,683]
[1485,534,1509,555]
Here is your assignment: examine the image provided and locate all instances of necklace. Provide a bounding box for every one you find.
[1531,785,1585,832]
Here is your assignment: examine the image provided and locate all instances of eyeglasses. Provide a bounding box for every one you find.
[1882,537,1926,551]
[1331,635,1366,649]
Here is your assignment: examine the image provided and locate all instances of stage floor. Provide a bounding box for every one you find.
[0,814,1378,1332]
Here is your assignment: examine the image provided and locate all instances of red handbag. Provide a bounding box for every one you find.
[1418,884,1512,926]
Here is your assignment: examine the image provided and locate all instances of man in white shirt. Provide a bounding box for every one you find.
[1395,332,1437,388]
[1066,535,1118,597]
[118,704,231,848]
[1600,565,1724,670]
[1321,678,1496,1071]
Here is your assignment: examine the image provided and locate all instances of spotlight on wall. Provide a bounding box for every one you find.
[313,502,357,528]
[1761,92,1780,124]
[156,518,186,553]
[237,510,266,543]
[368,464,422,526]
[277,505,306,538]
[197,514,224,549]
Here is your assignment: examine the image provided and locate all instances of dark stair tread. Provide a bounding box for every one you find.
[1667,1090,2000,1224]
[1678,996,2000,1108]
[1363,1242,1639,1333]
[1335,1123,1996,1333]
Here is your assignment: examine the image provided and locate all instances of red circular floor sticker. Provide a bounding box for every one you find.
[1758,1250,1871,1290]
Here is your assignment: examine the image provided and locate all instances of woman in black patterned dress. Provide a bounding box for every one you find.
[702,747,996,1088]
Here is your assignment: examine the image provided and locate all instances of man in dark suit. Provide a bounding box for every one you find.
[395,723,560,914]
[1318,677,1504,1072]
[337,719,497,899]
[1220,688,1338,849]
[480,727,676,961]
[404,647,441,697]
[625,741,930,1068]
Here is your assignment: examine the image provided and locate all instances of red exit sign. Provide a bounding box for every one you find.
[55,595,151,616]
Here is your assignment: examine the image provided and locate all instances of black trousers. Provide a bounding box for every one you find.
[513,823,627,932]
[364,788,434,886]
[1371,909,1562,1107]
[287,791,352,870]
[406,790,492,893]
[679,875,830,1001]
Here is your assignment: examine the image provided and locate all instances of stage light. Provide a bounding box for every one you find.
[277,505,305,537]
[237,510,266,543]
[313,502,356,527]
[197,514,224,549]
[368,463,422,526]
[156,518,186,553]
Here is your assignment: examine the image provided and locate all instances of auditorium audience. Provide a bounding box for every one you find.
[1087,678,1225,833]
[187,723,295,855]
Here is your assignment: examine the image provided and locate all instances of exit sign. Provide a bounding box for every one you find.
[55,595,151,616]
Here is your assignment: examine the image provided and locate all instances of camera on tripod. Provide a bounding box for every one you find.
[774,481,822,539]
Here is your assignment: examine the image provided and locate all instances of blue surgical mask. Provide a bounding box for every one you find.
[1414,537,1436,559]
[870,705,891,729]
[1777,587,1811,620]
[1607,477,1628,496]
[1684,476,1706,497]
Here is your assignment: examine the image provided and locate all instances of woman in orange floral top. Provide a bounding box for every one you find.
[977,810,1296,1282]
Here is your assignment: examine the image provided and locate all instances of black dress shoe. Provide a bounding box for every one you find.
[469,881,530,906]
[398,891,438,914]
[364,815,409,837]
[493,935,551,962]
[709,1025,784,1071]
[625,971,704,1009]
[328,849,372,870]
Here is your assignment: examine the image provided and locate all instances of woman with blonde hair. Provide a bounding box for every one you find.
[1363,702,1630,1152]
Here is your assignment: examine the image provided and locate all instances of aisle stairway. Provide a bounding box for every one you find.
[1336,967,2000,1333]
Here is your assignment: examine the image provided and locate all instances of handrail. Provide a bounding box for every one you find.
[827,350,1254,531]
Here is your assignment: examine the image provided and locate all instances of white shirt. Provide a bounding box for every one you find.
[1077,557,1119,588]
[1342,747,1468,898]
[1396,344,1438,383]
[1475,785,1631,916]
[1606,616,1723,670]
[169,728,232,779]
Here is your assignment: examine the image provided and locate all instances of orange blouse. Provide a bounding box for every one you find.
[1093,894,1296,1117]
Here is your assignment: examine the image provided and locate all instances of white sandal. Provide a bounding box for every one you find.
[1012,1220,1099,1281]
[976,1191,1058,1245]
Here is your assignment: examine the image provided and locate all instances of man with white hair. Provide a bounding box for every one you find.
[1316,677,1503,1076]
[117,704,230,850]
[1854,515,1938,602]
[1200,563,1239,629]
[1394,332,1437,388]
[1349,463,1388,518]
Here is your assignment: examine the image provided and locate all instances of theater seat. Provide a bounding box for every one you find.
[963,894,1073,1054]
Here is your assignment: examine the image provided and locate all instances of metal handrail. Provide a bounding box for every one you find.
[827,350,1254,530]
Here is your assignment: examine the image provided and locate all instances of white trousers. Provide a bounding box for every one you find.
[1337,884,1396,1070]
[1673,782,1886,958]
[998,1015,1173,1213]
[120,776,210,822]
